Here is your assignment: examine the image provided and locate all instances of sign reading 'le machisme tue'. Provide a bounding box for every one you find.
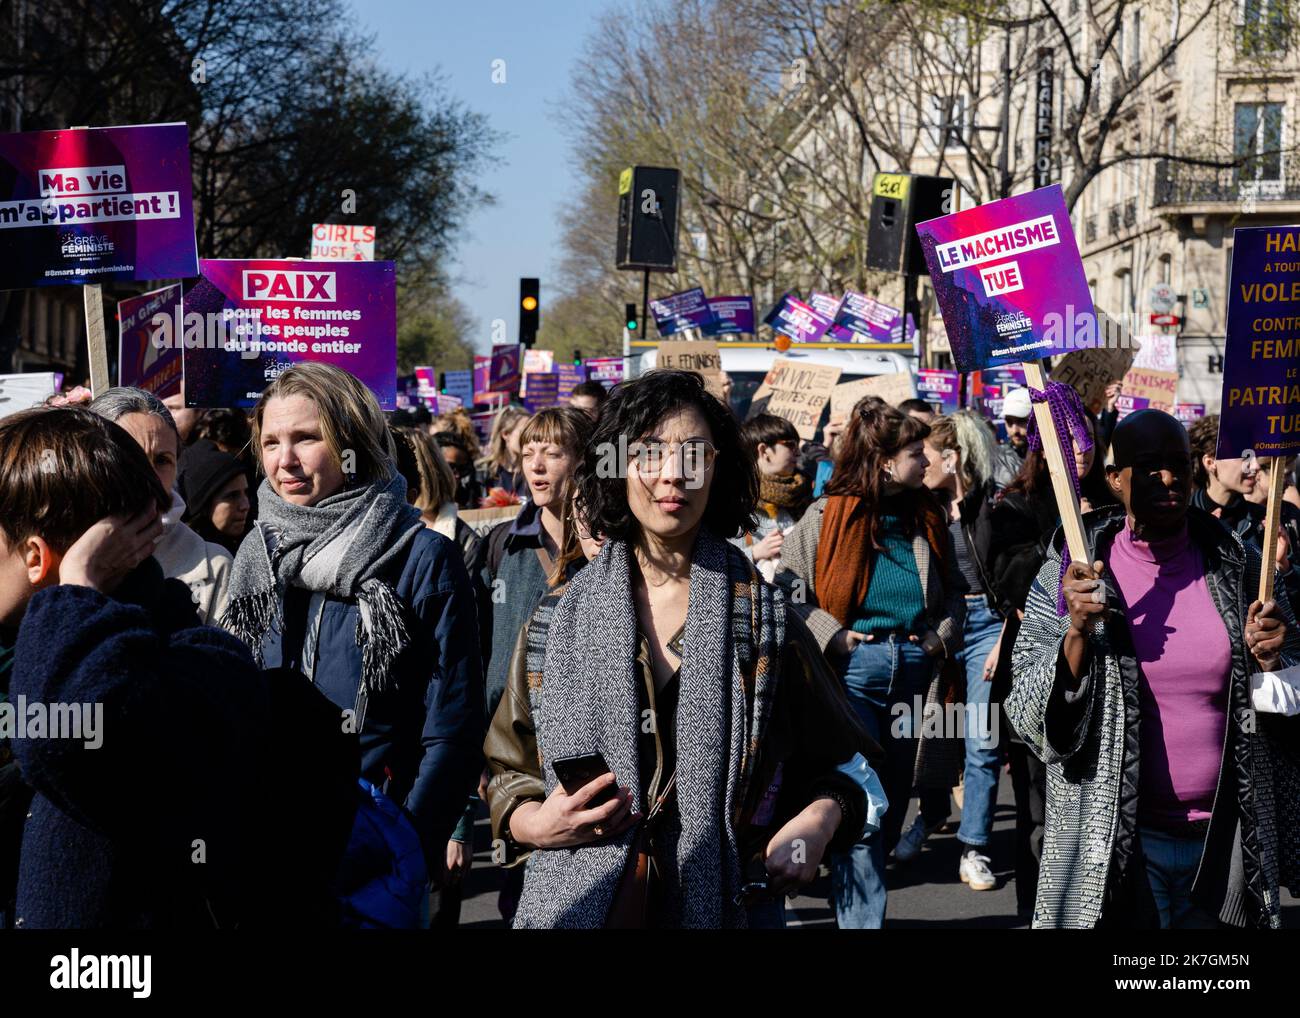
[916,184,1094,372]
[1217,226,1300,459]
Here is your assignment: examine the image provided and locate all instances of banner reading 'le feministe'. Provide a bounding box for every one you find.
[182,259,396,409]
[1217,225,1300,459]
[0,123,197,288]
[916,184,1094,372]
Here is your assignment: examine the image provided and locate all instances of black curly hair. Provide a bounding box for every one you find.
[577,369,757,542]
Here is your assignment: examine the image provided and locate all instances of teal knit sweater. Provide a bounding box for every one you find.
[850,513,925,637]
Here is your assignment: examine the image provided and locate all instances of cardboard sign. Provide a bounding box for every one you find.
[701,295,754,336]
[1051,323,1135,415]
[650,287,716,336]
[0,123,197,288]
[1121,367,1178,410]
[1217,225,1300,459]
[182,259,397,409]
[916,368,961,414]
[309,223,375,261]
[657,340,724,398]
[750,358,842,439]
[916,184,1094,371]
[584,356,624,387]
[522,371,560,412]
[764,293,833,344]
[829,372,918,422]
[0,372,57,419]
[117,284,182,399]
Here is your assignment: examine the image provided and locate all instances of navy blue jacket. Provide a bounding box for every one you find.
[10,562,274,929]
[264,528,485,859]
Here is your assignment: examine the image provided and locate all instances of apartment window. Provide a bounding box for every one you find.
[1237,0,1291,54]
[1234,101,1284,180]
[1159,254,1173,284]
[1116,270,1134,312]
[929,93,968,150]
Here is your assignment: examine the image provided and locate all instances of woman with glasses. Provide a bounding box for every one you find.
[776,399,965,928]
[731,414,813,583]
[484,370,880,928]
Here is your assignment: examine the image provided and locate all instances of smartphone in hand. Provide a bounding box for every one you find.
[551,751,617,808]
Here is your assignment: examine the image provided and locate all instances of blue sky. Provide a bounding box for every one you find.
[351,0,614,353]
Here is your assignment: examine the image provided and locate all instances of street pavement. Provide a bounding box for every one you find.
[451,770,1297,929]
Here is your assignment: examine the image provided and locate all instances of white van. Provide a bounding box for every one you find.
[633,344,914,427]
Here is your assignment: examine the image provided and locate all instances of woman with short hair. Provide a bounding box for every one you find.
[732,413,813,583]
[221,362,485,890]
[485,370,879,929]
[88,387,232,625]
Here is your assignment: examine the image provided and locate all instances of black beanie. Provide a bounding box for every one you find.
[179,439,247,525]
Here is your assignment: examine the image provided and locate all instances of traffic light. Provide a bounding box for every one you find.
[519,277,539,347]
[572,349,582,365]
[624,303,638,332]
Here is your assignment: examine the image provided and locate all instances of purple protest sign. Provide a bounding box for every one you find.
[832,292,910,345]
[473,355,491,403]
[585,357,624,388]
[916,184,1094,371]
[182,259,397,409]
[764,293,833,344]
[1175,403,1207,425]
[117,284,182,399]
[557,362,586,400]
[0,123,198,288]
[1114,394,1152,420]
[1217,226,1300,459]
[414,366,436,395]
[650,287,716,336]
[490,344,521,396]
[916,369,961,414]
[523,372,560,412]
[701,296,754,336]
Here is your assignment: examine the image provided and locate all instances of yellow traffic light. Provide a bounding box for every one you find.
[521,295,538,312]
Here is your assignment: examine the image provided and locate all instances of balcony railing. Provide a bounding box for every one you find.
[1154,159,1300,206]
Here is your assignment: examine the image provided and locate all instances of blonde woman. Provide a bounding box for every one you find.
[478,405,531,498]
[221,362,485,925]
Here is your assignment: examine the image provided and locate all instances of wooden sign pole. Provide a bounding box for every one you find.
[1258,459,1287,604]
[68,126,111,395]
[1022,360,1090,566]
[84,283,110,395]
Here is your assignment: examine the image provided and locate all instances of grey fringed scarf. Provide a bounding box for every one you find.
[512,528,784,930]
[221,471,424,694]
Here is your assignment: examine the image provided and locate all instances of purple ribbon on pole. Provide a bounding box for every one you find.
[1026,381,1094,615]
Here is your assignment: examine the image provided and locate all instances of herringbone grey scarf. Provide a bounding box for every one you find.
[512,529,783,929]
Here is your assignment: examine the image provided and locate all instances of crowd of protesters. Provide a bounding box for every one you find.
[1,361,1297,931]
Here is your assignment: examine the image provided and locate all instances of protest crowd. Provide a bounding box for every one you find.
[2,350,1299,931]
[0,110,1298,941]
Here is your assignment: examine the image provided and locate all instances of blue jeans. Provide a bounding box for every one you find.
[831,637,934,929]
[1140,827,1218,929]
[956,597,1005,849]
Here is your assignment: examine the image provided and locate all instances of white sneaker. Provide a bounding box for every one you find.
[893,816,931,863]
[959,849,995,891]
